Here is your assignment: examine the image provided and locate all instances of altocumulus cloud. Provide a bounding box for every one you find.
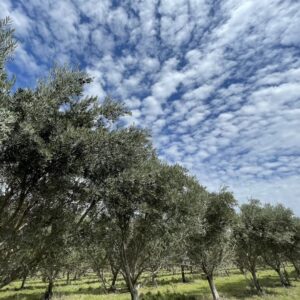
[1,0,300,213]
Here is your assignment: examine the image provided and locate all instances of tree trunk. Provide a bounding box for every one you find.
[151,272,158,287]
[207,275,220,300]
[66,272,70,285]
[275,268,290,287]
[123,276,139,300]
[121,241,139,300]
[20,274,27,290]
[250,269,262,294]
[44,279,53,300]
[172,266,176,275]
[291,260,300,279]
[109,269,118,292]
[181,265,187,283]
[73,273,77,281]
[97,269,108,294]
[130,287,139,300]
[283,265,291,286]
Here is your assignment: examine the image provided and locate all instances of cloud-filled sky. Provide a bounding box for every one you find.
[1,0,300,213]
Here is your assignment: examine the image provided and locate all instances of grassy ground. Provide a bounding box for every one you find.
[0,269,299,300]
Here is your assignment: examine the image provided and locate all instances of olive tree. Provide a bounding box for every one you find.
[100,159,202,300]
[78,217,116,293]
[187,189,236,300]
[0,63,128,288]
[233,200,264,293]
[286,218,300,277]
[0,17,16,144]
[259,204,295,287]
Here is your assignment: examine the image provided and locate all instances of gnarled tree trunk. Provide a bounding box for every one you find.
[250,269,263,294]
[121,241,140,300]
[207,274,220,300]
[275,267,290,287]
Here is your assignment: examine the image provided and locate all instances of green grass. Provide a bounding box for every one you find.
[0,269,300,300]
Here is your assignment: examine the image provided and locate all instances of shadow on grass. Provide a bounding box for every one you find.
[140,291,201,300]
[217,273,283,299]
[53,275,126,287]
[0,283,46,293]
[0,286,128,300]
[53,279,100,287]
[54,285,130,298]
[151,274,203,287]
[140,279,281,300]
[1,270,297,300]
[0,292,43,300]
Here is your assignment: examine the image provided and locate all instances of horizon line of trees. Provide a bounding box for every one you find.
[1,18,300,300]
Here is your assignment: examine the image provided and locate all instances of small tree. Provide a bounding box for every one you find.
[286,218,300,277]
[79,217,113,293]
[233,200,264,293]
[100,160,202,300]
[259,204,295,287]
[164,174,208,282]
[36,198,77,300]
[187,189,236,300]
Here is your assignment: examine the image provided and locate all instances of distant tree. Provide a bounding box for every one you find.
[285,217,300,278]
[187,189,236,300]
[259,204,295,287]
[38,205,74,300]
[0,17,16,144]
[144,172,206,287]
[145,238,171,287]
[78,217,113,293]
[0,17,15,90]
[233,200,264,293]
[166,180,207,284]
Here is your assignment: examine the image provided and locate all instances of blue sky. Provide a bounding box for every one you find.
[1,0,300,214]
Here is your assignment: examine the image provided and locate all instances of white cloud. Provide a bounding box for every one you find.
[3,0,300,214]
[142,96,163,117]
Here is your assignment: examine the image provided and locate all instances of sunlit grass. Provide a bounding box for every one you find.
[0,269,300,300]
